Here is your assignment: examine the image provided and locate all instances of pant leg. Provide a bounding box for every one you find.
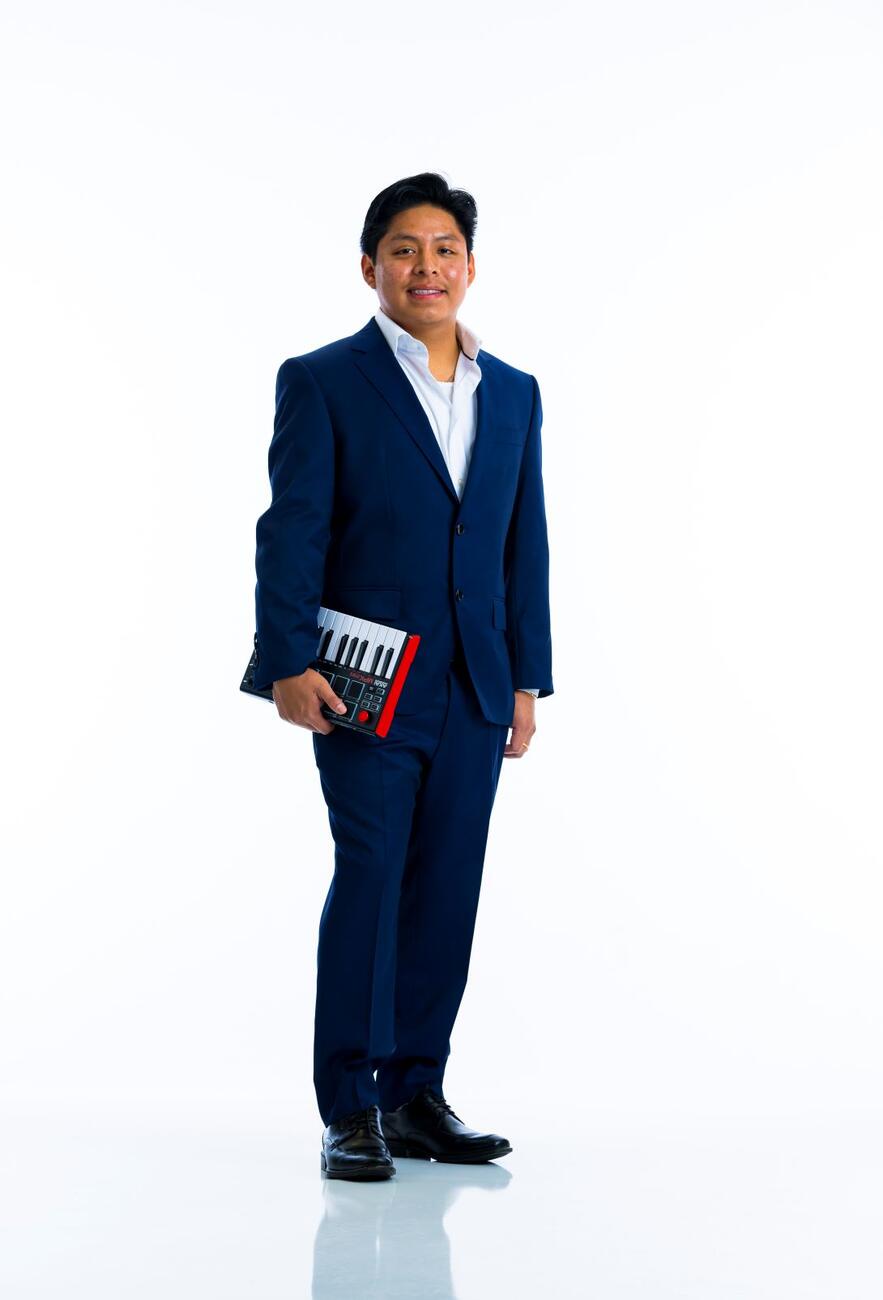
[310,681,449,1125]
[375,658,510,1113]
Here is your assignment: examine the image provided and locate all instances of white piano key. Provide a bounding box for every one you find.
[317,607,338,660]
[370,621,397,678]
[316,608,332,657]
[377,626,405,680]
[365,625,384,676]
[319,608,346,664]
[364,619,390,674]
[346,617,367,669]
[339,613,358,665]
[325,609,348,663]
[355,618,377,671]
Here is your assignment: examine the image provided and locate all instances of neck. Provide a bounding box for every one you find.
[382,306,462,381]
[384,309,459,354]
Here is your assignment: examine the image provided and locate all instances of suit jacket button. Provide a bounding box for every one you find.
[456,522,465,534]
[455,588,463,600]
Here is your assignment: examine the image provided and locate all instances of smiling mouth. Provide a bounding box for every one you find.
[408,287,446,298]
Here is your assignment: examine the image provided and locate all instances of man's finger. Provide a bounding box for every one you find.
[504,726,532,758]
[320,685,348,715]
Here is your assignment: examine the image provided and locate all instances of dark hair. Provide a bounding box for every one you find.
[360,171,477,263]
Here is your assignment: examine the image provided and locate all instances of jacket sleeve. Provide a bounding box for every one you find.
[252,358,334,692]
[503,375,554,698]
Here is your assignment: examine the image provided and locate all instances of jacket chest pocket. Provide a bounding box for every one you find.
[490,425,527,446]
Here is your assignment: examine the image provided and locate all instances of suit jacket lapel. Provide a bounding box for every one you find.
[351,316,493,507]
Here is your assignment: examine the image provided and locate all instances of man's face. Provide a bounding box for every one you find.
[362,203,475,331]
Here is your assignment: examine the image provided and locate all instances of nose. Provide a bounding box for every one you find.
[413,251,440,276]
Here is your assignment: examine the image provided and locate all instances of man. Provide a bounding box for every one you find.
[252,172,553,1180]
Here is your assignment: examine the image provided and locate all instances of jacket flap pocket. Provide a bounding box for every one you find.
[491,424,527,445]
[329,586,401,624]
[492,596,507,629]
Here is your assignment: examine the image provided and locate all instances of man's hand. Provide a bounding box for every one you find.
[272,668,348,734]
[504,690,537,758]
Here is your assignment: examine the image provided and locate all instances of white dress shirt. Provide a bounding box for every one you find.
[373,304,539,698]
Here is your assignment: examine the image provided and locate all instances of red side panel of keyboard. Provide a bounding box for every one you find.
[375,635,421,737]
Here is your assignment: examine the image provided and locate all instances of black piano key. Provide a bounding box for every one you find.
[381,646,394,677]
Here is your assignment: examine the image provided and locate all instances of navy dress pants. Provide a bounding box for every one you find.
[311,650,510,1125]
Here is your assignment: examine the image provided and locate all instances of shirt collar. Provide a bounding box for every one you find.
[374,304,482,362]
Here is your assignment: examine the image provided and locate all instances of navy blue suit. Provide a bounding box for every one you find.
[253,315,553,1122]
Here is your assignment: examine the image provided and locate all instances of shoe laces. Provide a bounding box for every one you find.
[420,1089,464,1125]
[337,1106,384,1141]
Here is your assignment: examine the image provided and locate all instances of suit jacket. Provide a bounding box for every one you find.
[252,314,553,726]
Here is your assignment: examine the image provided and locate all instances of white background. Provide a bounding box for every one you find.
[2,1,882,1296]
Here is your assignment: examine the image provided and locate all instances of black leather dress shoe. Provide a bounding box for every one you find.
[321,1105,396,1180]
[381,1085,513,1163]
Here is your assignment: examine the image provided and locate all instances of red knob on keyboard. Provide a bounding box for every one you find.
[357,709,370,723]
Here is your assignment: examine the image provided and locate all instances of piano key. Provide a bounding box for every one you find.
[317,608,335,659]
[316,607,333,658]
[325,609,348,664]
[352,621,370,669]
[364,620,391,675]
[344,620,361,667]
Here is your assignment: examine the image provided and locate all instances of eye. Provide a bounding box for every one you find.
[393,245,457,255]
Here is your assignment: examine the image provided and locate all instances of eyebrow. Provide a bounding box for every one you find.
[387,232,462,242]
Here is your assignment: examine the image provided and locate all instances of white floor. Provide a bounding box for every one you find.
[2,1114,881,1298]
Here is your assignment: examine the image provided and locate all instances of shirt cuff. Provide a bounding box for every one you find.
[517,688,540,697]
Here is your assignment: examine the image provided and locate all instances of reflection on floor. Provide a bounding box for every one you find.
[1,1115,881,1298]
